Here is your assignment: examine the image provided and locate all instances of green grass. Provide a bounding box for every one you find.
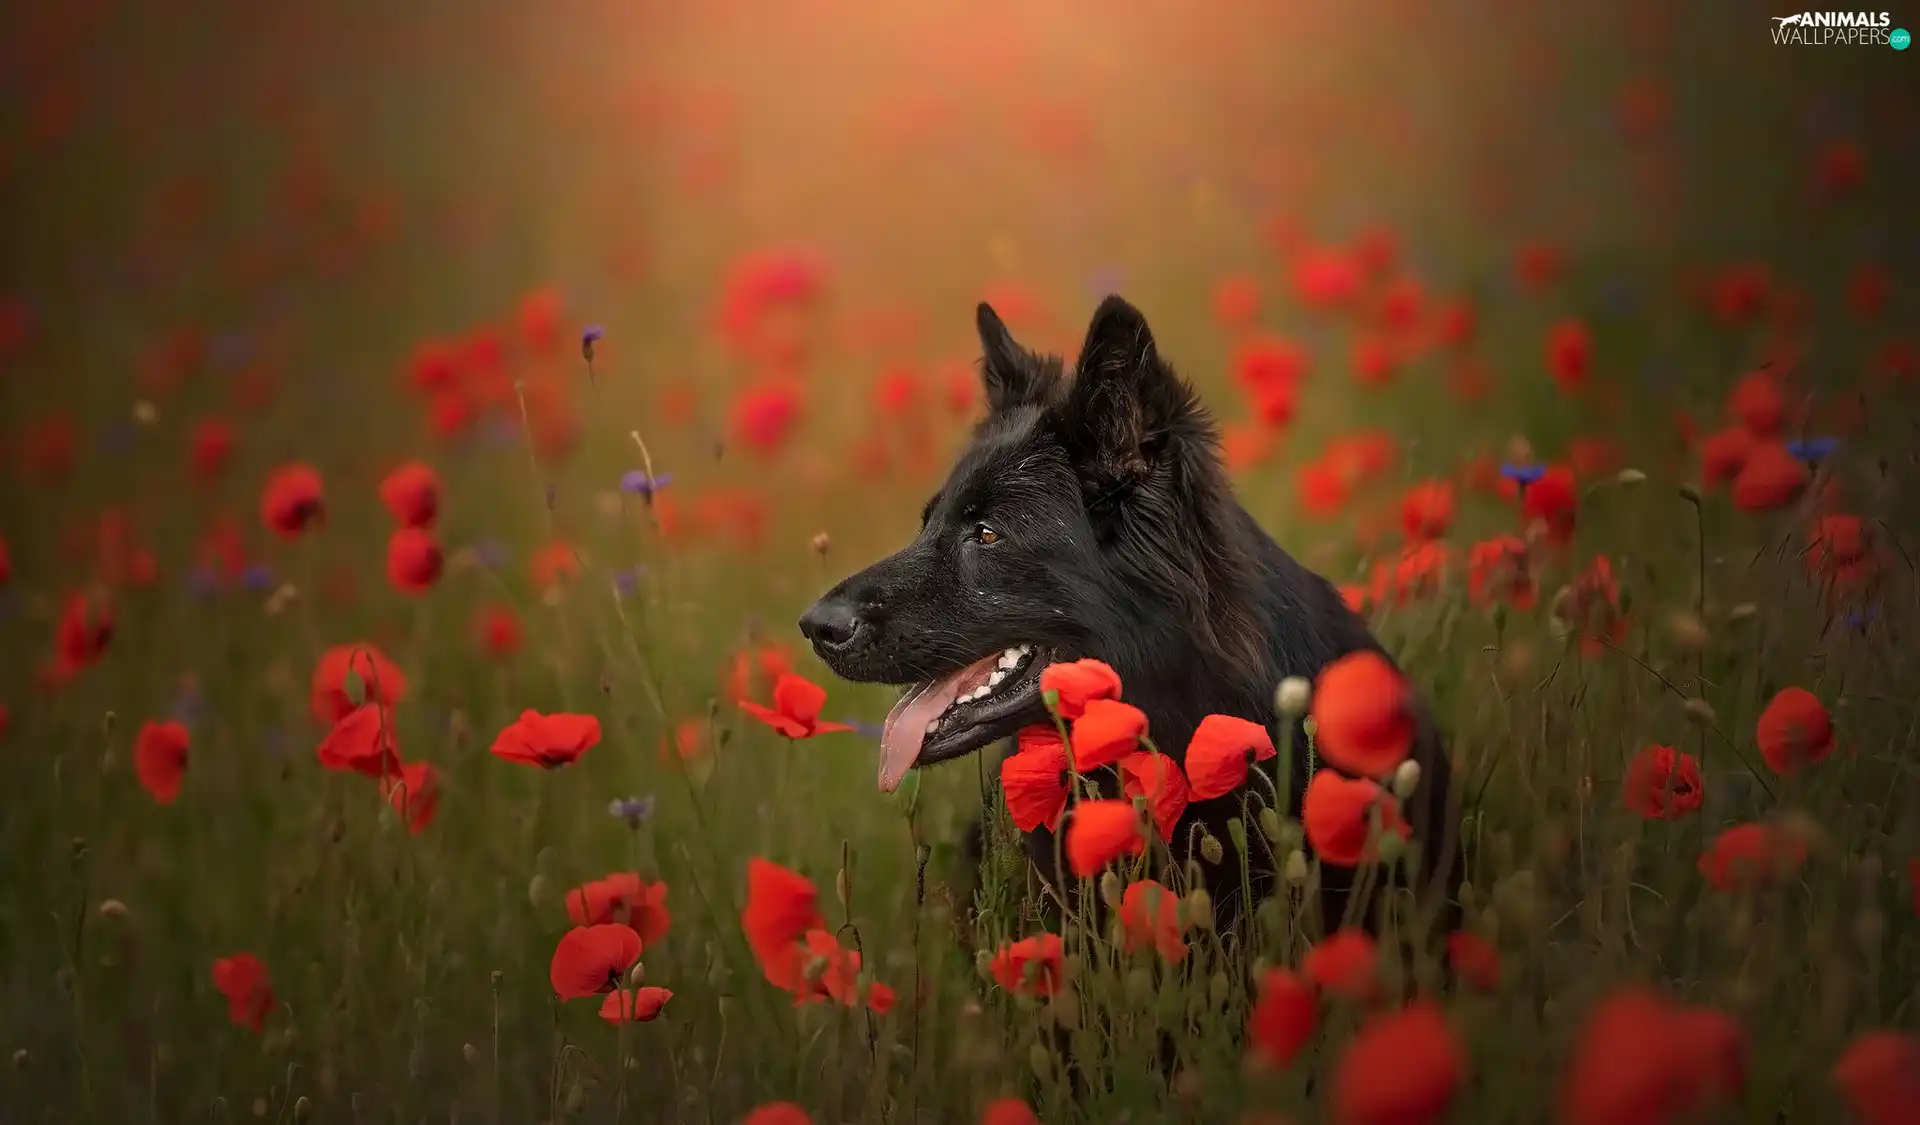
[2,4,1918,1123]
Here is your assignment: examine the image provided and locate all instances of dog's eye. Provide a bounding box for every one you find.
[971,523,1000,546]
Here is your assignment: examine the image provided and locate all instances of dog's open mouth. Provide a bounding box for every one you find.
[877,644,1050,792]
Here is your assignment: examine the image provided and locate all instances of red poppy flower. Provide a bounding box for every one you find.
[386,528,443,594]
[317,704,402,778]
[134,719,189,805]
[1698,427,1754,488]
[378,461,441,528]
[1731,441,1809,513]
[212,953,275,1033]
[1118,880,1187,962]
[1247,967,1317,1070]
[1118,750,1190,842]
[599,986,674,1024]
[1833,1030,1920,1125]
[1808,515,1875,586]
[1349,333,1399,387]
[380,760,439,834]
[529,540,581,588]
[1515,241,1564,290]
[1038,658,1123,721]
[1398,480,1454,542]
[1521,464,1579,543]
[729,380,803,456]
[1466,536,1537,610]
[1213,274,1260,329]
[566,874,671,946]
[549,924,643,1000]
[1064,799,1146,877]
[1726,370,1786,437]
[473,604,523,657]
[738,672,855,739]
[1182,714,1276,800]
[1332,1002,1464,1125]
[1546,319,1592,393]
[742,1103,812,1125]
[1001,725,1071,832]
[1303,930,1379,1000]
[53,590,115,677]
[490,710,602,768]
[1310,652,1415,778]
[1755,687,1834,775]
[1068,698,1148,770]
[1560,987,1746,1125]
[309,643,408,725]
[1445,931,1501,991]
[1567,555,1629,656]
[741,858,824,989]
[1303,770,1408,868]
[988,933,1065,996]
[189,416,234,482]
[980,1098,1042,1125]
[1699,823,1807,891]
[260,463,325,539]
[1621,745,1704,820]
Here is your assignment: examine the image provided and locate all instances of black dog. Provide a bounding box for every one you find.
[800,295,1459,944]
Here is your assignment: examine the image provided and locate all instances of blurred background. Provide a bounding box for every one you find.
[2,0,1919,1118]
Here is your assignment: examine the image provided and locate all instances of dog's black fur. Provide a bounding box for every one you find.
[801,295,1460,944]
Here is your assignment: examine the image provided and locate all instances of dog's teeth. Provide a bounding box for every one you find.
[1018,643,1032,654]
[988,670,1007,687]
[926,719,940,733]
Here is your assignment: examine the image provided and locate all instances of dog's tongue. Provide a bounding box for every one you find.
[877,655,998,792]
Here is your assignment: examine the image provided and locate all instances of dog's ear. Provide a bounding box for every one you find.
[1060,295,1199,495]
[976,302,1058,414]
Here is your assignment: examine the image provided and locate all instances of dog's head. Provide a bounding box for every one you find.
[801,295,1263,792]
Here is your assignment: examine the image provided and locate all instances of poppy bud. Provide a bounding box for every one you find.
[1390,759,1423,799]
[97,899,128,920]
[1029,1042,1054,1080]
[1683,698,1717,726]
[626,961,646,988]
[1125,967,1155,1005]
[1283,850,1310,885]
[527,874,554,910]
[1665,610,1710,652]
[1616,468,1647,486]
[1678,482,1703,504]
[810,532,830,557]
[293,1097,312,1124]
[1098,871,1123,909]
[11,1049,28,1070]
[1186,888,1215,931]
[1256,897,1284,934]
[1375,832,1407,865]
[1257,807,1283,842]
[974,949,994,980]
[1275,676,1312,718]
[1729,602,1758,622]
[462,1043,479,1066]
[252,1099,269,1118]
[1208,971,1231,1008]
[491,970,504,988]
[1049,988,1081,1029]
[564,1080,587,1113]
[1200,833,1224,865]
[1227,817,1248,860]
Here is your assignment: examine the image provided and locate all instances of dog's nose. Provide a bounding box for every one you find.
[798,597,861,650]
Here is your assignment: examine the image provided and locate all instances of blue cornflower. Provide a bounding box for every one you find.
[620,470,673,497]
[1499,462,1546,487]
[607,794,655,828]
[1785,437,1838,466]
[613,567,646,596]
[471,539,510,569]
[1845,604,1880,632]
[581,324,606,362]
[240,564,275,592]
